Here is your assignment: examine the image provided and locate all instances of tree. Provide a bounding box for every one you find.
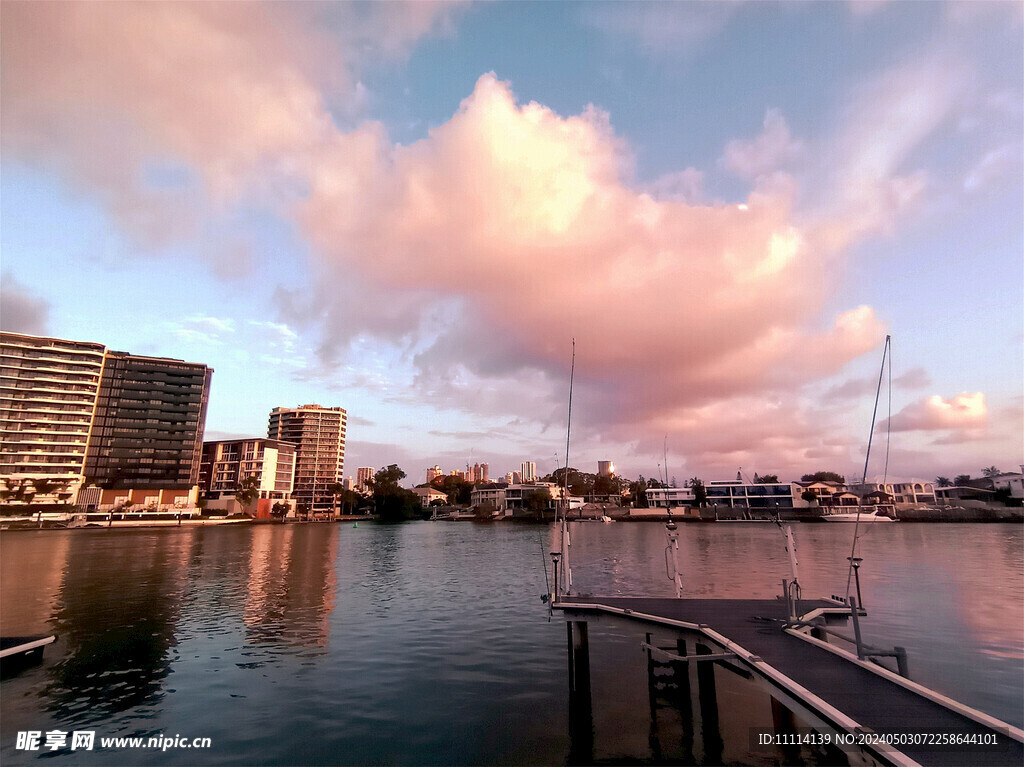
[372,464,419,521]
[628,477,650,508]
[337,489,363,515]
[326,482,345,515]
[954,474,972,486]
[524,488,553,519]
[687,478,707,507]
[801,490,818,504]
[982,466,1002,478]
[549,467,593,497]
[800,471,845,484]
[435,475,473,506]
[755,474,780,484]
[234,474,261,516]
[935,477,953,487]
[0,478,36,506]
[270,501,290,520]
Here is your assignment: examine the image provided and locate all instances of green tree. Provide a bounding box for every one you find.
[593,473,616,496]
[524,488,553,519]
[982,466,1002,478]
[550,467,593,497]
[435,475,473,505]
[934,477,953,487]
[271,501,290,520]
[800,471,845,484]
[372,464,420,521]
[234,474,261,516]
[627,476,650,508]
[1,478,36,506]
[755,474,780,484]
[954,474,972,486]
[326,482,345,514]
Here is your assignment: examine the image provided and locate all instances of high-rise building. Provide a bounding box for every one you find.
[200,438,295,502]
[1,333,212,499]
[521,461,537,482]
[598,461,615,477]
[356,467,374,492]
[84,351,212,489]
[480,463,489,482]
[0,333,106,501]
[268,404,347,513]
[426,465,442,483]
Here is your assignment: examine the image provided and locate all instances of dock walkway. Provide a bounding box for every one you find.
[557,596,1022,766]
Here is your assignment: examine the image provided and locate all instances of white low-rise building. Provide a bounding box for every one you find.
[645,486,695,508]
[470,482,566,516]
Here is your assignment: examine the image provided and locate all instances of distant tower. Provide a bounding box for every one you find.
[356,467,374,492]
[480,463,489,482]
[426,465,442,483]
[598,461,615,477]
[521,461,537,482]
[268,404,347,513]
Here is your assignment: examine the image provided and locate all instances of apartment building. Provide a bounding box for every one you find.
[83,351,212,489]
[1,333,212,501]
[0,333,106,502]
[200,438,296,501]
[268,404,346,513]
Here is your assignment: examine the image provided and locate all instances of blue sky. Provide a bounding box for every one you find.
[2,1,1021,485]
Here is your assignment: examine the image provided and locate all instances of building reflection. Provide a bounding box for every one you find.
[44,531,190,724]
[244,525,338,647]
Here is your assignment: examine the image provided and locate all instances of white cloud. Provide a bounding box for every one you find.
[722,109,803,181]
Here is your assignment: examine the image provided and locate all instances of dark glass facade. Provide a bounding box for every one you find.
[83,353,212,489]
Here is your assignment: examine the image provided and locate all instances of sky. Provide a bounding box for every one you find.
[2,1,1021,487]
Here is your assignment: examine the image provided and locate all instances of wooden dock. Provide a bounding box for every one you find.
[555,596,1023,766]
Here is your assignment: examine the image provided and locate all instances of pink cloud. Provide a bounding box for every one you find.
[3,7,911,478]
[885,392,988,432]
[296,75,887,424]
[1,2,455,247]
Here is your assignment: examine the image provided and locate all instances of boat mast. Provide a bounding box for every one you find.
[846,334,891,601]
[560,339,575,597]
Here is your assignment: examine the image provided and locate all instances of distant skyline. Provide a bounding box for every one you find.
[2,2,1021,485]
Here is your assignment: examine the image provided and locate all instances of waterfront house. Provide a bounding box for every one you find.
[412,486,448,508]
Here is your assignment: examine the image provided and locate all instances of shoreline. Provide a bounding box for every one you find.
[2,508,1020,531]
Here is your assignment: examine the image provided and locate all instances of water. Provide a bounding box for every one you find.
[1,522,1021,765]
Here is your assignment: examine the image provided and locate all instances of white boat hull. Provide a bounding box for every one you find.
[822,511,895,522]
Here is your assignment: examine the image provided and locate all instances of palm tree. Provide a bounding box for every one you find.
[327,482,345,516]
[982,466,1001,478]
[934,476,953,487]
[687,477,707,507]
[954,474,972,486]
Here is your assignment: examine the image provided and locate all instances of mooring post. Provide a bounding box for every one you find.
[770,696,801,763]
[696,643,723,765]
[645,632,661,759]
[567,621,593,765]
[849,596,865,660]
[895,646,909,678]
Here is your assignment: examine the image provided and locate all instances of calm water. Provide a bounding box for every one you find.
[1,521,1021,765]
